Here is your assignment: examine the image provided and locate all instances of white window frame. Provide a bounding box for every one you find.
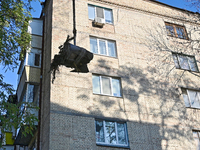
[90,37,117,57]
[92,75,122,97]
[172,53,198,72]
[88,5,113,24]
[182,88,200,109]
[95,120,128,147]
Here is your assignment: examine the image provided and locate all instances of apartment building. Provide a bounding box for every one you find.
[12,0,200,150]
[13,19,43,150]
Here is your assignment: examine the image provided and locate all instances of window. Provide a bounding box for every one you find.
[172,53,198,72]
[95,120,128,147]
[34,53,40,66]
[90,37,117,57]
[92,75,121,97]
[193,131,200,150]
[182,88,200,109]
[20,84,40,113]
[165,22,188,39]
[88,5,113,24]
[27,49,41,67]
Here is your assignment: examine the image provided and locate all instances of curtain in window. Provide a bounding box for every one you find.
[92,75,101,94]
[102,77,111,95]
[112,78,121,97]
[99,40,107,55]
[108,42,116,57]
[90,38,98,54]
[96,7,104,18]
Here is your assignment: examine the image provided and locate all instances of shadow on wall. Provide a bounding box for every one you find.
[50,57,197,150]
[50,102,164,150]
[49,17,200,150]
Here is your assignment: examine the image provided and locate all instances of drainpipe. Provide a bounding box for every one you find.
[73,0,77,45]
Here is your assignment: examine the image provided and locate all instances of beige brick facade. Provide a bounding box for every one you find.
[40,0,200,149]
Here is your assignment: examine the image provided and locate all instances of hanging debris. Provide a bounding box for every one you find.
[50,35,93,83]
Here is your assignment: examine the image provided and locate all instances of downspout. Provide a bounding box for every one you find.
[73,0,77,45]
[37,9,45,150]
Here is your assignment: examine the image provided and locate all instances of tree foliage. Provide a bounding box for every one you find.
[0,0,32,69]
[0,0,38,148]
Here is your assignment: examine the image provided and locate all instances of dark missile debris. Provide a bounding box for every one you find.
[50,35,93,83]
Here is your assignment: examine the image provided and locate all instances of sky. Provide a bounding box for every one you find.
[0,0,198,91]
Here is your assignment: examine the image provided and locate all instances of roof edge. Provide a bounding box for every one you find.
[145,0,199,15]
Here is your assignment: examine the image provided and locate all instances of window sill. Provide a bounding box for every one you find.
[96,143,130,149]
[167,35,189,40]
[93,53,118,59]
[186,107,200,110]
[175,68,199,73]
[89,19,114,25]
[93,93,122,98]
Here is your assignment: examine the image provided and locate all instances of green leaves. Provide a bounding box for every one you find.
[0,0,33,69]
[0,0,39,147]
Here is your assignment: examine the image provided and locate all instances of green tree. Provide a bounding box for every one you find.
[0,0,38,147]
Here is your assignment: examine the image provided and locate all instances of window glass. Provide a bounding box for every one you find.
[105,121,116,144]
[88,5,95,20]
[96,121,105,142]
[104,9,112,23]
[92,75,101,94]
[112,78,121,97]
[34,54,40,66]
[165,23,187,39]
[102,77,111,95]
[90,38,98,54]
[33,85,40,106]
[92,75,121,97]
[88,5,113,24]
[99,40,107,55]
[107,42,116,57]
[166,25,175,36]
[28,84,35,103]
[176,27,186,39]
[95,120,128,146]
[172,53,198,72]
[28,52,35,66]
[117,123,127,145]
[178,55,190,70]
[188,57,198,72]
[172,54,180,68]
[90,37,116,57]
[193,131,200,150]
[188,90,200,108]
[183,94,191,107]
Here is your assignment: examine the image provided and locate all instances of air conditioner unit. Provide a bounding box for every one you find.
[93,17,105,27]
